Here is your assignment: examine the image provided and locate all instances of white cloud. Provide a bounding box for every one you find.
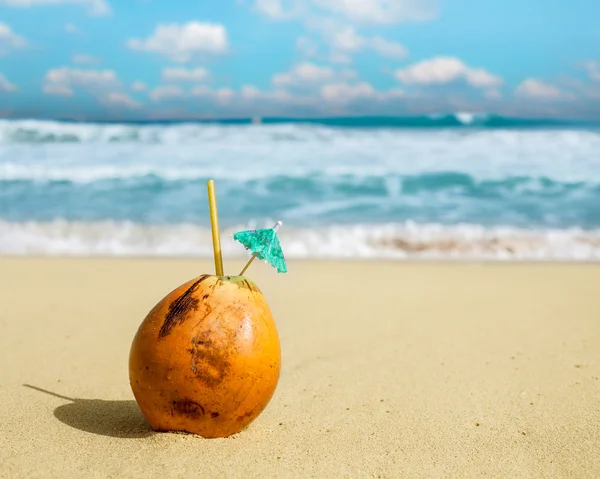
[43,67,118,96]
[321,81,375,101]
[191,85,235,103]
[161,67,209,82]
[329,28,408,60]
[0,0,111,16]
[329,52,352,64]
[43,84,73,96]
[395,57,502,88]
[272,62,335,87]
[254,0,297,19]
[320,81,403,103]
[127,22,228,62]
[45,68,116,85]
[253,1,420,63]
[260,63,404,107]
[0,73,17,92]
[314,0,437,24]
[0,22,28,54]
[296,36,319,57]
[515,79,566,99]
[254,0,437,24]
[236,85,294,102]
[126,79,409,114]
[484,88,501,99]
[131,81,147,92]
[72,53,99,64]
[241,84,261,100]
[215,88,235,104]
[330,26,364,52]
[161,83,298,110]
[103,92,140,109]
[582,61,600,82]
[269,89,294,101]
[369,36,408,58]
[309,23,408,63]
[64,23,80,34]
[149,85,184,102]
[191,85,210,96]
[465,68,502,88]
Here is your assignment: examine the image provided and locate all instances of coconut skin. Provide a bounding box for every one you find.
[129,274,281,438]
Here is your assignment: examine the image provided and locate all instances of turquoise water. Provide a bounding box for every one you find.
[1,116,600,259]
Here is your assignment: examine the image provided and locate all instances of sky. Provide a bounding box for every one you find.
[0,0,599,120]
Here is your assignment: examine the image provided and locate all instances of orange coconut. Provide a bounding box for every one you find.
[129,274,281,438]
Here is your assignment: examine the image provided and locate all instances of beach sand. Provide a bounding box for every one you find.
[1,257,599,478]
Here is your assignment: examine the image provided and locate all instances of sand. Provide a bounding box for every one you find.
[1,257,599,478]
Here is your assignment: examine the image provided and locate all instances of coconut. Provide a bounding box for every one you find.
[129,274,281,438]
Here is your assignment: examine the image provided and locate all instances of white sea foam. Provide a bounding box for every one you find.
[1,220,599,261]
[2,119,600,250]
[2,121,600,184]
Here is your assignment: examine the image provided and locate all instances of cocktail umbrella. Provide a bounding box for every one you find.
[234,221,287,275]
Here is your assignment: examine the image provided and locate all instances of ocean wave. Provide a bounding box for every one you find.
[2,172,599,229]
[1,170,595,192]
[3,127,600,185]
[1,220,599,260]
[1,115,599,144]
[3,119,600,233]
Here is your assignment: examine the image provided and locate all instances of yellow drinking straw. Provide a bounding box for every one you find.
[207,179,224,276]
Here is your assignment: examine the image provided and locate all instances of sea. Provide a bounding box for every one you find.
[2,113,600,261]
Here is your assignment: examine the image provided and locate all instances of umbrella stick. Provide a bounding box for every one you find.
[239,253,257,276]
[239,221,282,276]
[207,179,224,276]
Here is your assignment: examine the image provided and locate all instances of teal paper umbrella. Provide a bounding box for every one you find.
[234,221,287,275]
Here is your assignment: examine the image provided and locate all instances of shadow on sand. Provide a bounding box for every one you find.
[23,384,154,439]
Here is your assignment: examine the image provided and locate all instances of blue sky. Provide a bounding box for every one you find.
[0,0,599,120]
